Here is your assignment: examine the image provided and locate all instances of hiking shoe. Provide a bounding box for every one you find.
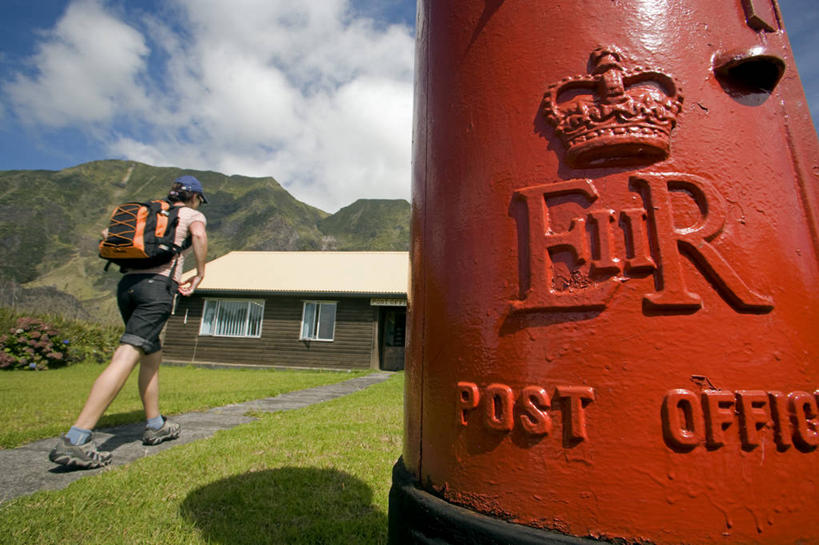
[142,417,181,445]
[49,436,112,469]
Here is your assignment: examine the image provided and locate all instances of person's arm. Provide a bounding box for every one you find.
[177,220,207,296]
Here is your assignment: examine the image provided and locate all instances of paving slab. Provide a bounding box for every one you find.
[0,371,393,504]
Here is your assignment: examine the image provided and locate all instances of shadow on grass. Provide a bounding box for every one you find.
[180,467,387,545]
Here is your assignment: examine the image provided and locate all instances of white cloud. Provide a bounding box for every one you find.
[284,76,413,209]
[4,0,414,212]
[158,0,415,210]
[196,49,303,146]
[4,0,150,127]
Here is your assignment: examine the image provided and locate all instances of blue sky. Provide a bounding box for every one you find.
[0,1,816,212]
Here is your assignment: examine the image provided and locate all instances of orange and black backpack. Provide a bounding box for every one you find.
[99,200,190,271]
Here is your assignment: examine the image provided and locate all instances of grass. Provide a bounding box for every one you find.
[0,372,404,545]
[0,363,370,448]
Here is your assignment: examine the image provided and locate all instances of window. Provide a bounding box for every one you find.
[300,301,337,341]
[200,299,264,338]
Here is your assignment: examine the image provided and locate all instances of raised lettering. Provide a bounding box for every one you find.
[663,389,703,449]
[789,391,819,450]
[664,386,819,453]
[519,386,553,435]
[456,381,480,426]
[620,207,656,272]
[736,390,770,449]
[768,391,793,449]
[513,179,617,310]
[456,382,591,441]
[555,385,595,442]
[702,390,735,448]
[633,173,773,312]
[512,172,772,313]
[588,209,622,274]
[485,383,515,432]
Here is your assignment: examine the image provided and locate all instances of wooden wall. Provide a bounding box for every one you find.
[163,294,379,370]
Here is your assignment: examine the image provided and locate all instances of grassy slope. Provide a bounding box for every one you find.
[319,199,410,251]
[0,373,403,545]
[0,364,368,448]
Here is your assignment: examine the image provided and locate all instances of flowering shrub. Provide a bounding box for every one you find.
[0,317,71,370]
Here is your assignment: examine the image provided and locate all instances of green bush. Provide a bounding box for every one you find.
[0,317,71,370]
[0,308,121,369]
[53,315,120,364]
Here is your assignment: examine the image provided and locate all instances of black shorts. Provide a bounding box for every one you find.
[117,274,177,355]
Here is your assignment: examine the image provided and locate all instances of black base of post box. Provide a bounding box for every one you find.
[388,458,605,545]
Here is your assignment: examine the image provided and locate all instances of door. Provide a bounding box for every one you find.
[380,307,406,371]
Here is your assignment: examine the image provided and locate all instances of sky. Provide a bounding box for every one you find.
[0,0,816,213]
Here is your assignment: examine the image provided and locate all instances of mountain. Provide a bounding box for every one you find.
[0,160,409,323]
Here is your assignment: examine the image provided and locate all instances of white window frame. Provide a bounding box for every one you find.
[199,298,265,338]
[300,300,337,342]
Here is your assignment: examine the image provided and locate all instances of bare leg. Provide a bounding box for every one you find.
[74,344,142,430]
[138,350,162,421]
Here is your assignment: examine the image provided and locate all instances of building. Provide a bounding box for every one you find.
[163,251,408,371]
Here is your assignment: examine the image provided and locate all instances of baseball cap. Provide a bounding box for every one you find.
[175,175,208,203]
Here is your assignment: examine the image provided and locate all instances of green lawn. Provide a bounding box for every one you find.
[0,363,370,448]
[0,372,404,545]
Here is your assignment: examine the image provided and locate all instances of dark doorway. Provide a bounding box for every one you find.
[379,307,406,371]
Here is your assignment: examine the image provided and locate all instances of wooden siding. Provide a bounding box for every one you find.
[163,294,378,369]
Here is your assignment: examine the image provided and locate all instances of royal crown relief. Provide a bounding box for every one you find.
[542,46,683,169]
[512,47,773,313]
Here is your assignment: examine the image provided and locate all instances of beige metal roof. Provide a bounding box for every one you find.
[184,251,409,295]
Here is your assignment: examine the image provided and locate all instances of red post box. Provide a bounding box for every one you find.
[389,1,819,543]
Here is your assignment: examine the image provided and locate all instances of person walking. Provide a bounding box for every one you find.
[49,175,209,469]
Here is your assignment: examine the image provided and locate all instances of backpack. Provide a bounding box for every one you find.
[99,200,190,271]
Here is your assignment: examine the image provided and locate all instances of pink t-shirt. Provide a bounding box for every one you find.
[126,205,206,283]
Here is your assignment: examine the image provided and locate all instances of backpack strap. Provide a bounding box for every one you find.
[168,255,181,286]
[179,234,193,252]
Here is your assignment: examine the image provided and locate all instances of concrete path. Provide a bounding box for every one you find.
[0,371,393,505]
